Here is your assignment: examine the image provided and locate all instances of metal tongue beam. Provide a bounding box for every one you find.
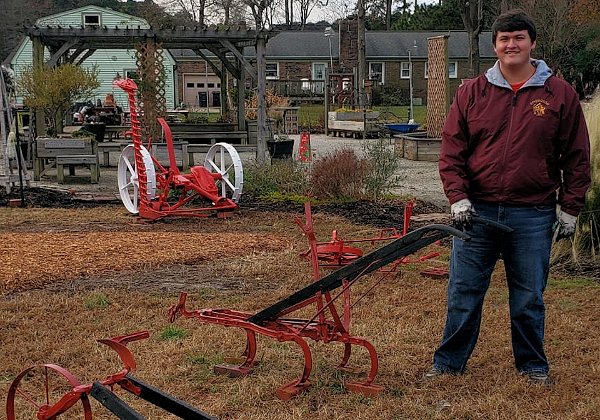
[248,224,469,324]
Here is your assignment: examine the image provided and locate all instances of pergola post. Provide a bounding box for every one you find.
[220,61,227,117]
[31,36,46,137]
[237,67,246,132]
[255,36,267,165]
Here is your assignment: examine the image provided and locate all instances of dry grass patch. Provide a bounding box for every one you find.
[1,206,600,419]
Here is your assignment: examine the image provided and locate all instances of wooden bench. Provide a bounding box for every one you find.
[56,155,99,184]
[172,131,248,145]
[104,125,130,141]
[187,144,257,167]
[34,137,98,181]
[97,141,130,166]
[151,141,189,171]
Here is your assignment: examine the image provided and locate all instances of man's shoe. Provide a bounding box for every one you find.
[422,366,458,380]
[522,370,553,386]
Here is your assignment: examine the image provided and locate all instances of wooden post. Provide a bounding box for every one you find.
[220,61,227,117]
[256,36,267,164]
[237,66,246,132]
[32,36,46,137]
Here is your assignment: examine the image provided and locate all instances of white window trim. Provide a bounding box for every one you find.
[424,61,458,79]
[400,62,411,79]
[369,62,385,85]
[266,62,279,80]
[82,13,101,27]
[124,69,138,80]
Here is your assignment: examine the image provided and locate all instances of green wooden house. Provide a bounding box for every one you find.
[8,5,176,111]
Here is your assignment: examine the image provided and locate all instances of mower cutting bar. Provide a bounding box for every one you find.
[90,382,145,420]
[124,374,218,420]
[248,224,469,324]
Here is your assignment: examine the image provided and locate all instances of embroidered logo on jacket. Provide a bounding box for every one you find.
[530,99,550,117]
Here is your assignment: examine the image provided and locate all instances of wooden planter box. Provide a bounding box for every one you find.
[330,111,380,121]
[394,132,441,162]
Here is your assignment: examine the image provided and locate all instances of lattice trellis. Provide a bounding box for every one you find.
[135,41,167,142]
[426,36,450,139]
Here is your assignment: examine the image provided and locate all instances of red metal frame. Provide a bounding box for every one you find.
[113,79,238,221]
[6,331,149,419]
[167,204,465,400]
[299,201,444,271]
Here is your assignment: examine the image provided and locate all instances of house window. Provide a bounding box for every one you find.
[448,62,458,78]
[186,83,194,88]
[424,61,458,79]
[312,63,326,94]
[266,63,279,79]
[124,70,139,83]
[369,62,385,85]
[82,13,101,28]
[197,83,204,88]
[400,62,411,79]
[208,83,215,88]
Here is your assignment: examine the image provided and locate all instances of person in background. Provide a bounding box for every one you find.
[104,93,116,107]
[427,9,591,385]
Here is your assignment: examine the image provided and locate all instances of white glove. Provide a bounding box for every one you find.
[554,208,577,241]
[451,198,475,230]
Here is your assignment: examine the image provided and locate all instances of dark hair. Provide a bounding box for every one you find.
[492,9,537,44]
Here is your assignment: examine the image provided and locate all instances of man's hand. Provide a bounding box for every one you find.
[554,209,578,241]
[451,198,475,230]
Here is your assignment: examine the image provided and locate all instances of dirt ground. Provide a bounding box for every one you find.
[1,189,599,419]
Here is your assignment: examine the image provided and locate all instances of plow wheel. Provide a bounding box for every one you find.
[117,145,156,214]
[203,143,243,203]
[6,364,93,420]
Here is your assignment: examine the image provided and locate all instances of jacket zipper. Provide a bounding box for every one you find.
[498,91,518,200]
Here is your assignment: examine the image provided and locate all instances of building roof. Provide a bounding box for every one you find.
[269,30,496,60]
[171,30,496,62]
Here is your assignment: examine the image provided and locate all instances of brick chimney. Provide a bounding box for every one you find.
[338,17,358,73]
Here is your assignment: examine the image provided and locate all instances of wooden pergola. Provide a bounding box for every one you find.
[25,25,272,162]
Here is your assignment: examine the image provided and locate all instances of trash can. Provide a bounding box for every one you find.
[267,139,294,160]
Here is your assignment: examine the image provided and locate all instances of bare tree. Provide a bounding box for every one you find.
[297,0,325,27]
[164,0,215,26]
[458,0,484,77]
[517,0,577,69]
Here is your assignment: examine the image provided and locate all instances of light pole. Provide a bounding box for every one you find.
[324,27,334,70]
[408,49,414,123]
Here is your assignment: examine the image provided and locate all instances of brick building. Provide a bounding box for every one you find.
[170,19,498,107]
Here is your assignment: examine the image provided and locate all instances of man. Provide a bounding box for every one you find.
[429,9,590,384]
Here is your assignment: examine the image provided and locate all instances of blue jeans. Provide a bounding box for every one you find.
[433,201,556,374]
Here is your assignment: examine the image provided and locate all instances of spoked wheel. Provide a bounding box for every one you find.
[203,142,244,203]
[117,145,156,214]
[6,364,93,419]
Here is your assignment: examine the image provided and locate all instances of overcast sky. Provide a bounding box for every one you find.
[304,0,439,23]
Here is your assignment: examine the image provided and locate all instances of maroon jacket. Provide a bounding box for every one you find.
[439,60,591,216]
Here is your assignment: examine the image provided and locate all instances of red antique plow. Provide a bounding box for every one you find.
[297,201,443,271]
[6,331,215,419]
[168,211,496,400]
[113,78,243,221]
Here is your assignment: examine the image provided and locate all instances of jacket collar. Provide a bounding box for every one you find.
[485,59,553,89]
